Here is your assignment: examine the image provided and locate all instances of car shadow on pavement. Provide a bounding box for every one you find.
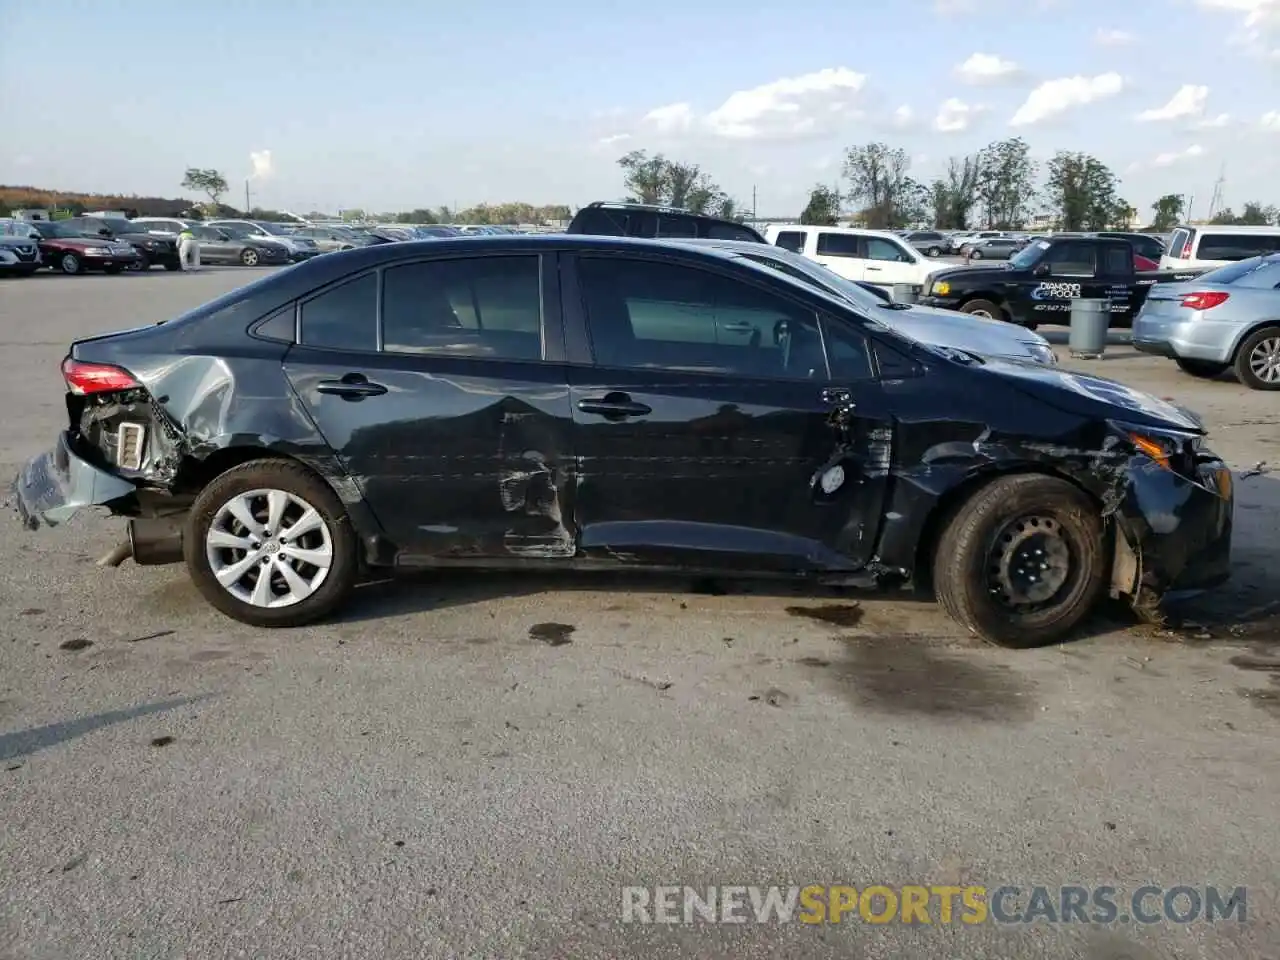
[0,693,210,763]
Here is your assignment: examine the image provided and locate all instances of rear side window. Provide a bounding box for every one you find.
[380,256,542,360]
[1168,228,1193,257]
[773,231,806,253]
[1196,233,1280,261]
[570,207,629,236]
[656,214,698,239]
[705,221,764,242]
[300,273,378,351]
[1102,245,1131,275]
[816,232,860,257]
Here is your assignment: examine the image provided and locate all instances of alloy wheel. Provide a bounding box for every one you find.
[205,488,333,608]
[1248,337,1280,384]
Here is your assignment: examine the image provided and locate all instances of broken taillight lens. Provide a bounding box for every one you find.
[1179,291,1230,311]
[62,358,141,395]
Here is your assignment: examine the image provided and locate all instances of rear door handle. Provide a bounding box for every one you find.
[316,373,388,400]
[577,395,652,418]
[720,322,755,333]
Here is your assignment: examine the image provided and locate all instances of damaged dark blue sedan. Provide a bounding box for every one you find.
[12,236,1234,646]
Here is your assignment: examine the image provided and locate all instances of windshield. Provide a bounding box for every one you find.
[32,221,84,238]
[736,251,893,312]
[1009,240,1050,269]
[253,221,294,235]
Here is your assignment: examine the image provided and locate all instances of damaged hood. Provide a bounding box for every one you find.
[976,359,1205,433]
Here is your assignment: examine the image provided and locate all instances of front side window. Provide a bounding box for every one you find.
[1046,241,1096,277]
[864,237,911,262]
[299,273,378,352]
[576,257,827,380]
[380,256,542,360]
[820,318,874,381]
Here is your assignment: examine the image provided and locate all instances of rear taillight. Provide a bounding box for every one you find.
[61,358,141,395]
[1180,240,1193,258]
[1179,291,1230,311]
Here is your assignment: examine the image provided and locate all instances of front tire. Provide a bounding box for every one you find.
[969,249,983,260]
[1175,357,1228,379]
[927,246,942,257]
[960,298,1004,320]
[59,253,83,275]
[183,459,359,627]
[933,474,1107,648]
[1234,325,1280,390]
[240,247,261,266]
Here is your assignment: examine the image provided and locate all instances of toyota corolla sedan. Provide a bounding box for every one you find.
[12,236,1233,647]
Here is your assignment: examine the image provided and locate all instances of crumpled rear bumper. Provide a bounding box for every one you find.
[12,431,137,529]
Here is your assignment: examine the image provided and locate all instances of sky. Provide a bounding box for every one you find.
[1,0,1278,220]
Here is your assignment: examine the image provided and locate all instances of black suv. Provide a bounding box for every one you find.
[567,201,767,243]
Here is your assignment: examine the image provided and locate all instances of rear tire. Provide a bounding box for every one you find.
[960,298,1004,320]
[969,249,983,260]
[183,459,359,627]
[1233,325,1280,391]
[933,474,1107,648]
[1175,357,1228,379]
[240,247,260,266]
[59,253,82,275]
[927,246,942,257]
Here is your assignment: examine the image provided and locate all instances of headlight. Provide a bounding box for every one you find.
[1023,342,1057,365]
[1108,419,1201,474]
[933,281,950,296]
[84,247,109,256]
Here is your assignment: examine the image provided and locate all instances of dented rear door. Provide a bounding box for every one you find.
[282,253,577,559]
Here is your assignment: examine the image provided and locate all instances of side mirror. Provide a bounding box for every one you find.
[1033,262,1051,277]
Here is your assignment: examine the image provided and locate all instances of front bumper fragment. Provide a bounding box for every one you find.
[12,432,137,529]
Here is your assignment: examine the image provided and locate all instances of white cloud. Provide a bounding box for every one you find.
[248,149,273,180]
[891,104,916,129]
[1197,0,1280,58]
[642,102,696,134]
[1009,73,1124,126]
[1137,85,1209,121]
[1193,112,1232,128]
[1262,110,1280,129]
[1152,144,1206,167]
[1095,27,1134,45]
[702,67,867,139]
[596,133,631,146]
[934,98,983,132]
[637,68,868,141]
[955,52,1022,84]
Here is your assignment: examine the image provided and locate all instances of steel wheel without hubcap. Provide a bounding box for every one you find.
[987,514,1073,611]
[1247,337,1280,385]
[205,488,333,608]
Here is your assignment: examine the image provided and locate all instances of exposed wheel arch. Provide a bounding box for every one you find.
[175,447,323,497]
[956,294,1010,321]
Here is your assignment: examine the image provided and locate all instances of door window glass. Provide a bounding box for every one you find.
[656,214,698,238]
[821,318,875,380]
[773,231,806,253]
[576,257,826,379]
[299,273,378,352]
[1196,233,1280,261]
[816,232,860,257]
[1045,242,1096,276]
[380,256,543,360]
[864,237,910,262]
[1102,246,1130,275]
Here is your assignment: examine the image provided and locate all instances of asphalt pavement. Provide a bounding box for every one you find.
[0,267,1277,959]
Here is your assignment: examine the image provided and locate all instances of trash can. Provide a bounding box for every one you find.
[892,283,918,305]
[1068,298,1110,359]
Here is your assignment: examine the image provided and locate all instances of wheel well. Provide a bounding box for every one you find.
[173,447,300,494]
[910,465,1103,594]
[956,293,1010,320]
[1229,321,1280,362]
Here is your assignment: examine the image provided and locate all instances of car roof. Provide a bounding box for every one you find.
[1179,224,1280,234]
[765,224,906,241]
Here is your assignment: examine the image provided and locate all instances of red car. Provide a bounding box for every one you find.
[1134,253,1161,270]
[27,220,140,275]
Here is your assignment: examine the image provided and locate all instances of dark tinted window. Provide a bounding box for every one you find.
[576,257,826,379]
[1102,245,1131,275]
[908,231,943,241]
[656,214,699,238]
[254,306,296,342]
[774,231,806,253]
[821,318,874,381]
[865,237,911,262]
[705,221,764,242]
[299,273,377,351]
[1168,228,1193,256]
[816,232,860,257]
[1045,241,1096,276]
[381,256,542,360]
[1196,233,1280,261]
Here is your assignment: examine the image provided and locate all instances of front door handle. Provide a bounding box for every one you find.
[720,321,755,333]
[822,386,853,406]
[577,393,652,419]
[865,266,883,272]
[316,373,388,400]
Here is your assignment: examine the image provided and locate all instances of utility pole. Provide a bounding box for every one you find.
[752,185,757,221]
[244,180,251,214]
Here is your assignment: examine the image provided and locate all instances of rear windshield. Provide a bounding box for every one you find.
[1196,256,1280,287]
[1196,232,1280,261]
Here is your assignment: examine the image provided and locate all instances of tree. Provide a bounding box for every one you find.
[799,185,841,225]
[842,142,914,229]
[1150,194,1184,232]
[180,168,229,206]
[616,150,730,215]
[929,154,983,229]
[1108,198,1138,229]
[1211,201,1280,226]
[1044,152,1118,231]
[976,138,1036,229]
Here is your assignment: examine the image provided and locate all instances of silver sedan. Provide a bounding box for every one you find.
[1132,254,1280,390]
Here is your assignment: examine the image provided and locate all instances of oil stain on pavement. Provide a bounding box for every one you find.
[529,622,575,646]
